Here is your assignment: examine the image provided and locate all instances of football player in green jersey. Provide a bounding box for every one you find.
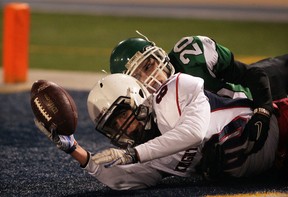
[109,35,288,155]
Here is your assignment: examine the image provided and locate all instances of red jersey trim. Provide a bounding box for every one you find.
[176,73,181,116]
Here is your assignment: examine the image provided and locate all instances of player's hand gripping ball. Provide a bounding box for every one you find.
[30,80,78,135]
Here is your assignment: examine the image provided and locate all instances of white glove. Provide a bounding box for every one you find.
[34,119,77,154]
[92,148,138,168]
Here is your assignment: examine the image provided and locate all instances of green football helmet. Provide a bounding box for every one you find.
[110,37,153,74]
[110,37,175,93]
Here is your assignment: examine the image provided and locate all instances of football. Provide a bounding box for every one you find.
[30,80,78,135]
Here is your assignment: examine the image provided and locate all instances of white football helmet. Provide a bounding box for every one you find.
[87,73,151,147]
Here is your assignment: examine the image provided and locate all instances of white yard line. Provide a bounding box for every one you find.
[0,68,107,93]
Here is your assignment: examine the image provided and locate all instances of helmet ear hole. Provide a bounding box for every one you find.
[139,89,144,98]
[134,104,149,121]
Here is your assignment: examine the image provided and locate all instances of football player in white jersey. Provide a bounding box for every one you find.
[88,73,283,189]
[34,73,288,190]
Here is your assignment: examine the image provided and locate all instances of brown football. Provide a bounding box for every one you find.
[30,80,78,135]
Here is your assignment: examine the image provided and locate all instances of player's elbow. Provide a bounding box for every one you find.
[185,122,209,145]
[193,131,206,145]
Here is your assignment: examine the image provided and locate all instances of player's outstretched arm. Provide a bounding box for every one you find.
[34,119,77,154]
[70,144,90,167]
[35,119,165,190]
[34,118,90,166]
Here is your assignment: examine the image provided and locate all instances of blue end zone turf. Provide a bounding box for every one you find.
[0,90,287,196]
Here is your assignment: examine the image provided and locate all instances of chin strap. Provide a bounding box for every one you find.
[136,30,155,46]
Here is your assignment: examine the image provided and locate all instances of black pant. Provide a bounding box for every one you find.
[249,54,288,100]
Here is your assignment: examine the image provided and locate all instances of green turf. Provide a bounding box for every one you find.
[0,12,287,72]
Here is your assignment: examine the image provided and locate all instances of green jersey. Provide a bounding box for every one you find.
[168,36,252,99]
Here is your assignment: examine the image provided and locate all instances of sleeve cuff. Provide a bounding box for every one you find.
[80,150,90,168]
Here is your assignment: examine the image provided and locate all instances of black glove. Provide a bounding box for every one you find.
[201,144,225,181]
[244,108,270,154]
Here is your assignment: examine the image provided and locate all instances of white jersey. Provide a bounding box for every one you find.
[84,73,279,190]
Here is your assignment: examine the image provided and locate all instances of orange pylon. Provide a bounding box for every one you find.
[3,3,30,83]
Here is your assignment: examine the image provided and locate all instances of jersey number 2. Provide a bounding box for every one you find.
[173,37,202,64]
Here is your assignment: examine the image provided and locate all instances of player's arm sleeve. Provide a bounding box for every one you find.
[135,75,210,162]
[216,53,273,112]
[82,152,163,190]
[203,37,272,112]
